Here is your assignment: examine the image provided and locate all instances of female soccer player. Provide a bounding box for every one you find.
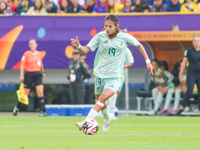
[177,35,200,116]
[71,14,153,132]
[13,39,46,116]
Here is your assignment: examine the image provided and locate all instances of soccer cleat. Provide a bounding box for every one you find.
[176,109,183,116]
[184,106,191,112]
[148,109,156,115]
[112,115,118,120]
[76,122,83,131]
[13,106,19,116]
[158,109,168,114]
[168,109,178,115]
[103,113,113,133]
[39,112,47,117]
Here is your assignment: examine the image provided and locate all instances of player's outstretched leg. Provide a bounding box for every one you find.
[76,89,114,132]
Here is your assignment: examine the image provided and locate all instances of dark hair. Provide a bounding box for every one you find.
[104,14,120,39]
[34,0,43,11]
[29,39,37,44]
[60,0,68,12]
[105,14,119,25]
[134,0,149,12]
[152,58,159,65]
[170,24,179,31]
[0,1,7,13]
[107,0,115,13]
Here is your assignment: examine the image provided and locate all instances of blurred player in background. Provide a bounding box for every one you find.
[108,47,134,120]
[148,59,174,115]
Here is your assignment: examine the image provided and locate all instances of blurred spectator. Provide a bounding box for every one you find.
[134,0,150,12]
[179,0,198,4]
[198,2,200,13]
[83,0,95,13]
[167,0,181,11]
[78,0,84,5]
[0,1,12,14]
[14,0,21,5]
[80,53,92,104]
[67,0,85,13]
[26,0,46,14]
[148,59,174,115]
[7,0,18,12]
[68,50,88,104]
[180,0,198,12]
[121,0,134,12]
[45,0,57,13]
[107,0,124,13]
[151,0,168,12]
[17,0,34,14]
[158,60,186,115]
[146,0,170,8]
[92,0,107,13]
[171,24,180,31]
[57,0,68,13]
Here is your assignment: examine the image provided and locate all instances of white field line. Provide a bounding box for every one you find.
[1,124,200,128]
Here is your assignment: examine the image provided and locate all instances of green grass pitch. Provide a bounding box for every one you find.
[0,115,200,150]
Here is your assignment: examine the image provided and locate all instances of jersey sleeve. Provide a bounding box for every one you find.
[184,49,188,58]
[92,5,97,12]
[21,52,27,63]
[125,48,134,64]
[124,33,140,47]
[86,33,100,52]
[164,70,174,84]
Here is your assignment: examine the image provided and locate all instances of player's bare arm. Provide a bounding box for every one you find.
[71,36,90,54]
[137,43,153,75]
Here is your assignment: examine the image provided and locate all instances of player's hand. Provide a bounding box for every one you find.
[147,63,153,75]
[42,73,46,79]
[179,74,183,83]
[20,74,24,83]
[71,36,80,48]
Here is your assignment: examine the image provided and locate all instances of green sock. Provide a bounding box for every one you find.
[154,92,163,111]
[173,88,181,110]
[164,88,174,110]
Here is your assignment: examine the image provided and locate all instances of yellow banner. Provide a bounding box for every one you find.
[128,31,200,41]
[16,83,29,105]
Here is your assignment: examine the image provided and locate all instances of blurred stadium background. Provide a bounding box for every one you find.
[0,13,199,113]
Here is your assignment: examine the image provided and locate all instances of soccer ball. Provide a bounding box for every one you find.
[82,119,99,135]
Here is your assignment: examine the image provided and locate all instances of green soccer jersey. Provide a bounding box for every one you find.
[87,31,139,78]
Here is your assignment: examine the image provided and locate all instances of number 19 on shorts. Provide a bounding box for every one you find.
[108,48,116,56]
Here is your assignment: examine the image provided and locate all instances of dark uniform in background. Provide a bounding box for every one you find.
[178,47,200,114]
[68,50,88,104]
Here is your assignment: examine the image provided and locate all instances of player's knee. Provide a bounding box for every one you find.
[152,88,158,96]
